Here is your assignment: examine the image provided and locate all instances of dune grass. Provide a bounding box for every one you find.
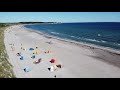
[0,24,15,78]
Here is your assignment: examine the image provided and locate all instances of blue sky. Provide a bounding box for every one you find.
[0,12,120,22]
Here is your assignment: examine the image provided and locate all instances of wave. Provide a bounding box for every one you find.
[51,32,60,35]
[70,36,75,38]
[82,38,108,44]
[113,43,120,46]
[84,38,100,42]
[101,40,107,43]
[97,34,101,37]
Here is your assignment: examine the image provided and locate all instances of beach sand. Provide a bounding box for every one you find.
[4,25,120,78]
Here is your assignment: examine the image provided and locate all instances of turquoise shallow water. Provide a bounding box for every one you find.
[25,22,120,50]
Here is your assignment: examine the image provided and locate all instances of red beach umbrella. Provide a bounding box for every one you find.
[50,59,55,63]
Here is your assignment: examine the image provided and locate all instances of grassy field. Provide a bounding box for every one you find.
[0,24,15,78]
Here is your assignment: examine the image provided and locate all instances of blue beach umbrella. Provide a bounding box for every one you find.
[29,48,34,51]
[24,66,30,72]
[20,56,24,60]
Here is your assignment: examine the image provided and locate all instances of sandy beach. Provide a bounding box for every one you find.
[4,25,120,78]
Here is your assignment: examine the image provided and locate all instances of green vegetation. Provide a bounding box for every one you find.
[0,23,15,78]
[18,22,56,24]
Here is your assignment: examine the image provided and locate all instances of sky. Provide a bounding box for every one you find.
[0,12,120,23]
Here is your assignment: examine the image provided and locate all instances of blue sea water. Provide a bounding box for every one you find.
[25,22,120,50]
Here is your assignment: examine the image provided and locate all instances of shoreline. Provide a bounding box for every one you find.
[4,24,120,78]
[23,25,120,55]
[23,25,120,68]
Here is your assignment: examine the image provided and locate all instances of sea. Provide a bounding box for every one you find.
[25,22,120,50]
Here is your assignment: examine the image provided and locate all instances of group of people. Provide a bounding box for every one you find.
[12,43,62,77]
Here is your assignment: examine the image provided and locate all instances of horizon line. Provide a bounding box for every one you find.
[1,21,120,23]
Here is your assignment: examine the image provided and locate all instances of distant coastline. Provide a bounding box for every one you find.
[1,22,120,25]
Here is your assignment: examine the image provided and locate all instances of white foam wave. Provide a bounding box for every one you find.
[101,40,107,43]
[85,38,100,42]
[70,36,75,38]
[113,43,120,46]
[51,32,60,35]
[118,44,120,46]
[98,34,101,36]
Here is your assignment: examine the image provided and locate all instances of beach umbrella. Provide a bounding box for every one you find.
[50,66,54,72]
[20,56,24,60]
[50,59,55,63]
[16,52,21,56]
[31,55,35,59]
[29,48,34,51]
[48,65,57,72]
[24,66,30,72]
[33,51,37,54]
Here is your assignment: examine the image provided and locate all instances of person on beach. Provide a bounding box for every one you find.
[54,75,56,78]
[11,46,15,51]
[16,52,21,56]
